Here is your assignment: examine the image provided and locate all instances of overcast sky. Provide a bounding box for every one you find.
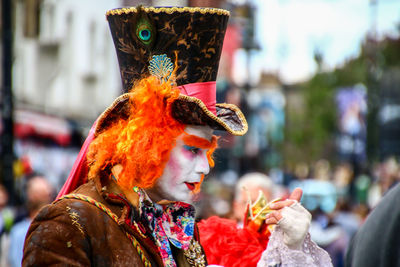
[243,0,400,84]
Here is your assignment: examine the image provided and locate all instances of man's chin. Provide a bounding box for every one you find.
[171,193,192,203]
[155,189,192,203]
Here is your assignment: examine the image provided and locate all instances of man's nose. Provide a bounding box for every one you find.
[195,151,210,175]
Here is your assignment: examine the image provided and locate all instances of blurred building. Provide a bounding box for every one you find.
[9,0,122,190]
[244,73,285,172]
[14,0,121,125]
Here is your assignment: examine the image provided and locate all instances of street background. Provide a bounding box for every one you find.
[1,0,400,266]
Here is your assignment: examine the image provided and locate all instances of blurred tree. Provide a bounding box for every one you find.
[284,72,338,168]
[284,32,400,168]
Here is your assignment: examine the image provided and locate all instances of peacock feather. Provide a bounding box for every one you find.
[134,7,156,47]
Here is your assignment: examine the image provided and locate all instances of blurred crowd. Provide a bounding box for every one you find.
[0,175,55,267]
[196,156,400,267]
[0,156,399,267]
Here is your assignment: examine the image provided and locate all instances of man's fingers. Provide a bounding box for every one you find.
[268,188,302,210]
[264,217,279,225]
[289,188,303,202]
[265,211,282,225]
[269,200,295,210]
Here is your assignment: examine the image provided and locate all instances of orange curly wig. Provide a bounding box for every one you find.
[87,76,185,190]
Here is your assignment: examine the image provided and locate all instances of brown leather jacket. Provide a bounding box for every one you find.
[22,178,205,266]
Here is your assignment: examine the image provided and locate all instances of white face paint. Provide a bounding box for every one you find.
[154,125,213,202]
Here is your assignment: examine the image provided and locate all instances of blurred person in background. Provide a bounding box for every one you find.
[296,162,310,180]
[327,200,362,267]
[332,163,354,201]
[232,172,277,226]
[0,184,14,267]
[309,208,347,267]
[367,157,400,209]
[8,176,53,267]
[314,159,332,181]
[0,185,14,236]
[377,156,399,195]
[306,197,351,267]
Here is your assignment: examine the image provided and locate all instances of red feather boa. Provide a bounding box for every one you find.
[198,216,269,267]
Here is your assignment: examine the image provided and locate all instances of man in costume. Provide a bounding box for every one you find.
[23,6,331,267]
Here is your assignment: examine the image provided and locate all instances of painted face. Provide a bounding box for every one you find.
[154,125,213,202]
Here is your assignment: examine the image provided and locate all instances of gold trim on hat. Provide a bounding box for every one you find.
[94,93,131,137]
[177,94,248,136]
[216,103,249,134]
[106,7,230,18]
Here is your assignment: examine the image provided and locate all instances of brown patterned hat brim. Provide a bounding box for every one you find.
[95,93,248,137]
[172,95,248,135]
[94,93,131,137]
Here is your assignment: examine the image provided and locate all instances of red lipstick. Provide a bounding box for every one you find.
[185,182,196,191]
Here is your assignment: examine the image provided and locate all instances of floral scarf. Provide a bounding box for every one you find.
[138,189,195,267]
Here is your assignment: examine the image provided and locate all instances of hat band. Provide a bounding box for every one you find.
[178,81,216,115]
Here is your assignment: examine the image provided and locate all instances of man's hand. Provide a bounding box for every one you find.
[264,188,303,224]
[264,188,311,250]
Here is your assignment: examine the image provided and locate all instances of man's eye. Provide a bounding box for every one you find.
[184,145,200,154]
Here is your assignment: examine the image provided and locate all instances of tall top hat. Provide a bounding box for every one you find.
[97,6,247,136]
